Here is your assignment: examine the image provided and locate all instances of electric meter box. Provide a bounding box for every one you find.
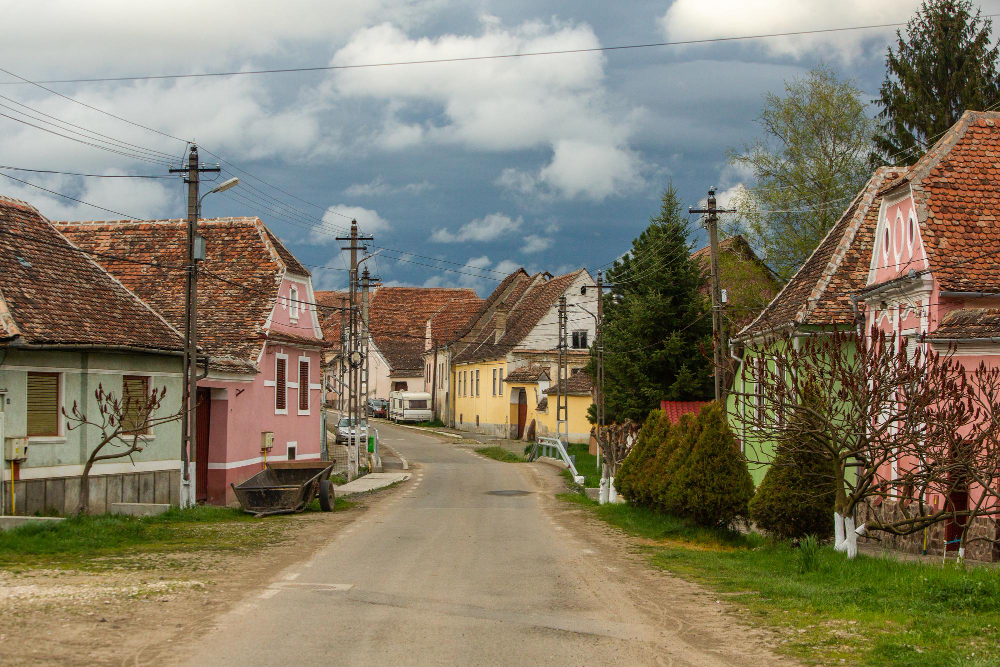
[4,437,27,461]
[261,431,274,452]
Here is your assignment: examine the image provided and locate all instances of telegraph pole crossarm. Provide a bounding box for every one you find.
[689,187,735,404]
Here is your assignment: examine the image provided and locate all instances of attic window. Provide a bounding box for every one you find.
[884,227,890,253]
[289,286,299,319]
[908,218,914,245]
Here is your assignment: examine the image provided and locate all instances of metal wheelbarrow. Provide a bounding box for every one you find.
[231,461,336,517]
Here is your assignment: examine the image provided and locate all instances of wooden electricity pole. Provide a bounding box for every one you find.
[689,187,734,403]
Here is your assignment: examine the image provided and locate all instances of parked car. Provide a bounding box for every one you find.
[367,398,388,418]
[335,417,368,445]
[388,391,432,423]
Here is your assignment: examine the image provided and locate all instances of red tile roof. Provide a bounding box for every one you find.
[0,196,183,352]
[314,290,349,344]
[739,168,906,338]
[56,217,312,372]
[368,287,481,374]
[898,111,1000,292]
[453,269,589,363]
[505,365,551,383]
[543,372,593,395]
[659,400,710,423]
[928,308,1000,339]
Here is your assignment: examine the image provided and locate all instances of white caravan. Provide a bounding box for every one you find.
[388,391,432,423]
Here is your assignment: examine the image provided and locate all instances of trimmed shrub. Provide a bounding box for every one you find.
[615,410,669,505]
[749,438,836,541]
[669,403,754,527]
[651,412,701,515]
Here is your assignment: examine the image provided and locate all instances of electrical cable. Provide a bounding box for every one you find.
[2,18,975,86]
[0,165,174,178]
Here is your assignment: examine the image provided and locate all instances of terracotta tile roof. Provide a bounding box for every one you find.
[738,168,906,338]
[368,287,480,374]
[453,269,588,363]
[263,329,332,348]
[314,290,349,344]
[56,217,308,371]
[451,268,531,344]
[543,372,593,395]
[928,308,1000,339]
[900,111,1000,292]
[504,365,550,383]
[0,196,183,352]
[429,293,483,344]
[659,400,710,423]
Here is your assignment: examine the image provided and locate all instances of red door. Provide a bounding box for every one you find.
[945,488,969,551]
[517,389,527,439]
[195,387,211,503]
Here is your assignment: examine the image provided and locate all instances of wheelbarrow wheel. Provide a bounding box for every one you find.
[319,478,335,512]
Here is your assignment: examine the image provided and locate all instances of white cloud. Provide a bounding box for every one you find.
[306,205,390,245]
[310,265,348,291]
[431,212,522,243]
[0,170,177,222]
[344,176,435,197]
[521,234,553,254]
[420,254,522,295]
[331,17,645,201]
[660,1,922,63]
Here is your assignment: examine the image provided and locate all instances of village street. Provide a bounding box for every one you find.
[167,423,786,666]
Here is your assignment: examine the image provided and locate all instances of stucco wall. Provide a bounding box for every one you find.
[0,348,184,483]
[536,394,592,444]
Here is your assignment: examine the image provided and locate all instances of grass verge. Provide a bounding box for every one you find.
[0,499,354,571]
[561,492,1000,666]
[476,446,525,462]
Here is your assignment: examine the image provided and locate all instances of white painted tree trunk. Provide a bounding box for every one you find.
[608,476,617,503]
[598,463,610,505]
[833,511,846,552]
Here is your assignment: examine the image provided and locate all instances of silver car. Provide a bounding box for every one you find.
[335,417,368,445]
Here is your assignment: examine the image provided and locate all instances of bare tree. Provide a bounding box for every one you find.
[733,325,995,557]
[594,420,639,504]
[63,382,183,515]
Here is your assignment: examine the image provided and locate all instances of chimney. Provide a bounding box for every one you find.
[425,318,433,351]
[494,302,508,344]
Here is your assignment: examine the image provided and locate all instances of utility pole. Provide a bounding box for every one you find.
[556,296,568,445]
[689,187,734,404]
[596,270,605,465]
[170,145,219,507]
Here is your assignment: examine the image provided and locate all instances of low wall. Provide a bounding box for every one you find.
[4,469,180,516]
[856,498,1000,562]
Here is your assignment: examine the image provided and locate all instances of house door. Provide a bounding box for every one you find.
[945,488,969,551]
[517,389,527,439]
[195,387,211,503]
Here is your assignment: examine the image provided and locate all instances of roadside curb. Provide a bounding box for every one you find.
[381,442,409,470]
[389,422,464,440]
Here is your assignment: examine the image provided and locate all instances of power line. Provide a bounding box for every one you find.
[0,19,956,86]
[0,165,174,179]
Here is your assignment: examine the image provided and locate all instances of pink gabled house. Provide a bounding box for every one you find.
[57,217,327,506]
[857,111,1000,559]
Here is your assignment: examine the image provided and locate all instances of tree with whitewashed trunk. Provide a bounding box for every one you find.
[63,382,183,516]
[594,421,639,504]
[734,325,987,558]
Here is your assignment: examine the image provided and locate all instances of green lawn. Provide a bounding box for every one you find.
[565,442,600,488]
[476,446,525,462]
[560,492,1000,666]
[0,499,353,570]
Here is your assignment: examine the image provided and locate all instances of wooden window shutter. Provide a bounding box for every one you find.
[276,358,287,410]
[26,372,59,436]
[299,360,309,411]
[122,375,150,434]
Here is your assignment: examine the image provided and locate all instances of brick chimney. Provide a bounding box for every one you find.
[494,301,508,344]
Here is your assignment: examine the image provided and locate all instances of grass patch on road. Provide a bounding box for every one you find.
[476,446,525,462]
[561,492,1000,666]
[0,500,354,571]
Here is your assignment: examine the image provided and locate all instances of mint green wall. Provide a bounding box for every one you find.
[0,348,183,471]
[728,330,858,486]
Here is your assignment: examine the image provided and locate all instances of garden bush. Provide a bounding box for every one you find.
[748,438,836,540]
[615,410,669,505]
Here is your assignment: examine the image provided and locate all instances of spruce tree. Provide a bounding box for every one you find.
[874,0,1000,165]
[591,184,712,423]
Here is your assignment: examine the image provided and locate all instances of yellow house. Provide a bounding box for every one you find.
[448,267,597,440]
[536,372,594,444]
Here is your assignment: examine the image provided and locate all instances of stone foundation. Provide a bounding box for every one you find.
[4,469,180,516]
[856,498,1000,562]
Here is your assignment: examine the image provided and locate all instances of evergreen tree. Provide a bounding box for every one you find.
[591,185,712,423]
[874,0,1000,165]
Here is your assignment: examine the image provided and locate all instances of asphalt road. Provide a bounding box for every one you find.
[171,423,781,666]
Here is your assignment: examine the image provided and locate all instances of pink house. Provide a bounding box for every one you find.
[57,217,327,505]
[857,111,1000,559]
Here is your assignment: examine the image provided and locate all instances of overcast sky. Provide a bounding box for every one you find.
[3,1,1000,294]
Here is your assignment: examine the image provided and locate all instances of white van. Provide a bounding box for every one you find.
[388,391,432,423]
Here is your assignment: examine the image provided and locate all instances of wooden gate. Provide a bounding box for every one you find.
[516,389,527,439]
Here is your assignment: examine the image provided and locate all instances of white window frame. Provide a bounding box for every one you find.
[493,368,497,396]
[272,353,289,415]
[289,285,300,320]
[297,356,311,415]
